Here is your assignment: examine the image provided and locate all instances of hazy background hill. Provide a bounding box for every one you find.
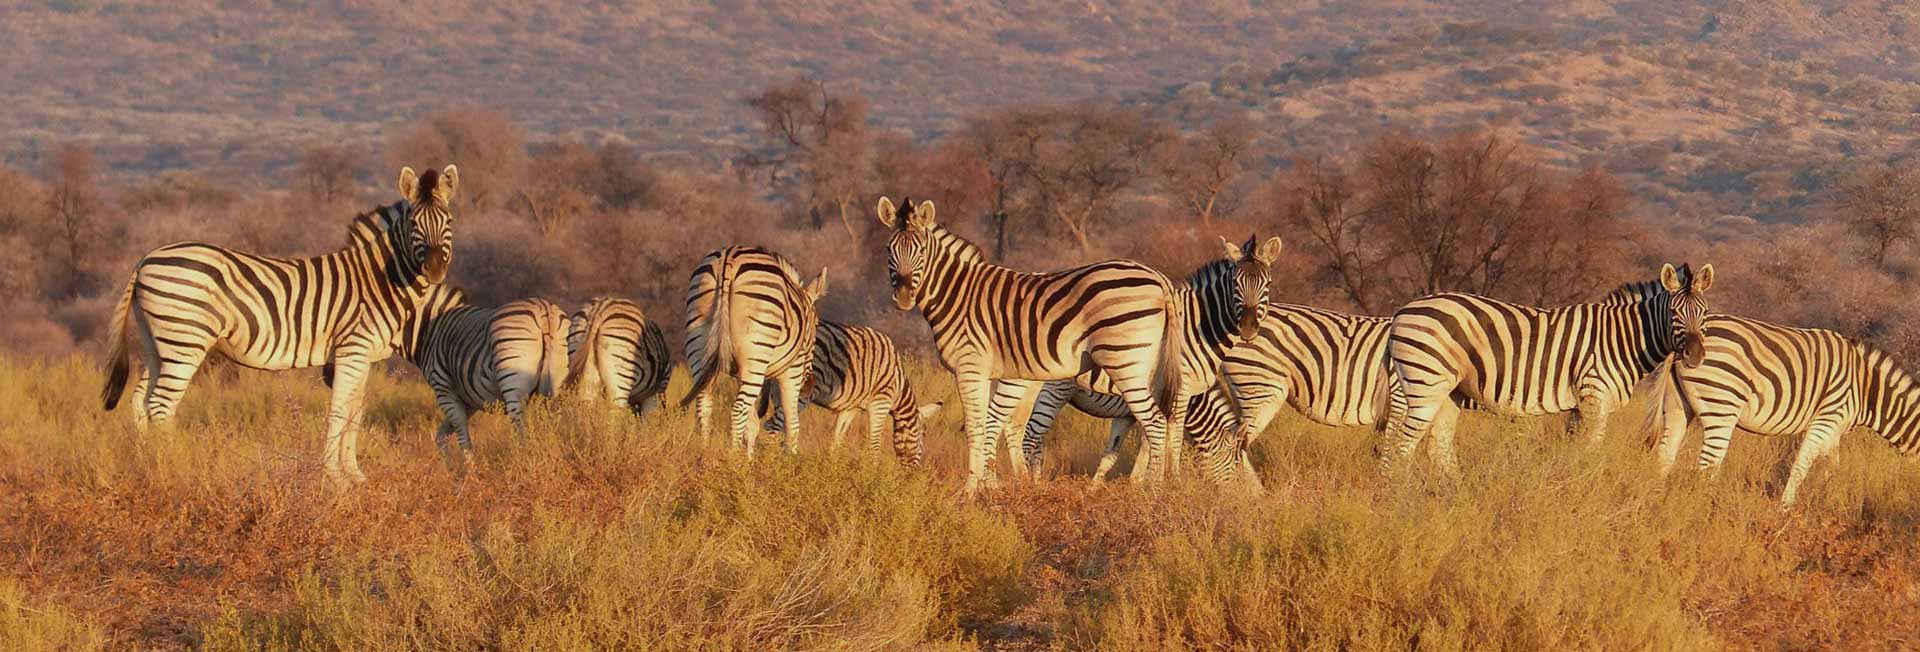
[8,1,1917,211]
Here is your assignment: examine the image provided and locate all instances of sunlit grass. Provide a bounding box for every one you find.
[3,352,1918,650]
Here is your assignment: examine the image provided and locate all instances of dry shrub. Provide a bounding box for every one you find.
[0,579,104,652]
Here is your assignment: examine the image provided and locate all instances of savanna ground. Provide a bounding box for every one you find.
[4,353,1920,651]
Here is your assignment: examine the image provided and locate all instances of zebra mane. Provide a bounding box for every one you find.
[928,224,987,264]
[1184,258,1236,288]
[347,200,412,249]
[1599,280,1668,306]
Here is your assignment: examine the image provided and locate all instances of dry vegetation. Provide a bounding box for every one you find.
[5,355,1920,650]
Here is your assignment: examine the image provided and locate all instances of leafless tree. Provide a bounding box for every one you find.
[1836,162,1920,266]
[744,77,875,238]
[295,141,362,204]
[1159,113,1256,225]
[386,109,525,211]
[513,142,596,238]
[1019,105,1169,255]
[42,143,103,296]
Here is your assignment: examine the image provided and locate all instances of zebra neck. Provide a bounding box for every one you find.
[1856,345,1920,450]
[915,229,1001,319]
[1182,274,1237,358]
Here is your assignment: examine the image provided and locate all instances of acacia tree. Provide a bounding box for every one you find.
[1159,113,1256,226]
[42,143,102,296]
[1019,105,1168,255]
[961,108,1050,258]
[295,141,362,204]
[1836,162,1920,266]
[386,109,525,212]
[1271,130,1632,311]
[743,77,875,238]
[514,141,596,238]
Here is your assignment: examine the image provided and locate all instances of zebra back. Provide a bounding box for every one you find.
[680,246,825,407]
[1222,303,1395,428]
[568,297,671,414]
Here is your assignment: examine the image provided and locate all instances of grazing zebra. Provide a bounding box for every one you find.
[757,320,944,466]
[566,297,671,417]
[1381,263,1714,476]
[1053,387,1259,489]
[680,246,827,458]
[1645,314,1920,507]
[878,196,1187,492]
[1220,303,1399,446]
[102,165,458,486]
[393,285,570,462]
[1009,234,1282,480]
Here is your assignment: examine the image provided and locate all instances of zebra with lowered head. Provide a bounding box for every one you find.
[1645,313,1920,508]
[681,246,827,458]
[102,165,458,486]
[1382,263,1714,477]
[388,285,570,466]
[878,196,1187,492]
[567,297,672,418]
[757,320,944,467]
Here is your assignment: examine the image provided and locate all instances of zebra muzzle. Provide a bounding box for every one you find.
[424,248,452,284]
[1237,313,1261,340]
[1682,337,1705,368]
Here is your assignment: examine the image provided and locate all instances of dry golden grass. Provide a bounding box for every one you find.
[3,352,1920,651]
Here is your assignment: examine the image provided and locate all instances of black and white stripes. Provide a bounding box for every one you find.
[396,285,570,462]
[878,196,1187,492]
[102,165,458,485]
[567,297,671,418]
[758,320,942,466]
[681,246,827,457]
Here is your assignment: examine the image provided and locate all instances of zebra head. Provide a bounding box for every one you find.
[1218,234,1284,340]
[396,165,458,288]
[878,196,936,311]
[1660,263,1715,368]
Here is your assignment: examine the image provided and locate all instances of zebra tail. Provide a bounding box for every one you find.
[1636,355,1688,449]
[101,276,136,411]
[678,265,732,409]
[538,308,567,397]
[1152,292,1187,417]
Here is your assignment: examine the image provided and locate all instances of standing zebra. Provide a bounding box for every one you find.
[566,297,671,418]
[757,320,944,466]
[1646,314,1920,507]
[878,197,1186,492]
[1009,234,1282,481]
[680,246,827,458]
[1381,263,1714,476]
[102,165,458,486]
[1220,303,1397,447]
[393,285,570,464]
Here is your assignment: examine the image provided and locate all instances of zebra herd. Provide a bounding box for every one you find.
[95,165,1920,509]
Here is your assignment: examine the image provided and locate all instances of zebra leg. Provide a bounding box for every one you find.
[1231,375,1289,449]
[1426,400,1463,480]
[129,361,152,431]
[1093,417,1132,481]
[955,370,1000,493]
[140,332,214,426]
[1572,386,1615,444]
[987,380,1041,478]
[695,388,715,441]
[1163,392,1190,479]
[500,370,535,439]
[1693,412,1739,480]
[323,354,373,486]
[730,369,771,459]
[1653,385,1692,476]
[1382,379,1446,475]
[866,396,892,456]
[829,409,859,453]
[778,367,806,455]
[1780,415,1847,509]
[1015,382,1072,477]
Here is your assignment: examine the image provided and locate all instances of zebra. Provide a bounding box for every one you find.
[1645,314,1920,508]
[101,165,458,486]
[566,297,671,418]
[391,285,570,464]
[680,246,827,458]
[877,196,1187,492]
[1051,386,1260,490]
[1381,263,1714,477]
[1007,234,1282,481]
[756,320,944,467]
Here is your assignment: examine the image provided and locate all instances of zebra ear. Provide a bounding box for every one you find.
[918,401,943,421]
[805,267,829,301]
[398,167,419,203]
[1695,264,1714,293]
[911,200,937,229]
[1659,263,1683,293]
[435,165,459,206]
[1256,237,1284,265]
[1219,236,1244,261]
[877,196,899,229]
